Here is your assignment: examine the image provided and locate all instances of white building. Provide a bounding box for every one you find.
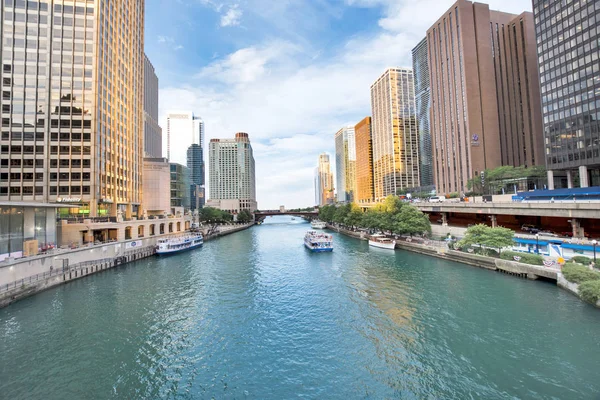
[166,112,203,165]
[207,133,257,214]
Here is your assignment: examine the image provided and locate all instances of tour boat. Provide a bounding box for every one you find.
[304,231,333,252]
[368,234,396,250]
[310,220,327,229]
[156,234,203,256]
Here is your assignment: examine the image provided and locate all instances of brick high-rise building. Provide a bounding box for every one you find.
[354,117,374,204]
[427,0,543,194]
[0,0,145,218]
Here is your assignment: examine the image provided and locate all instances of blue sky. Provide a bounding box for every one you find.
[145,0,532,209]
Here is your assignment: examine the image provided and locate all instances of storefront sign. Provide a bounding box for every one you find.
[57,197,82,203]
[125,240,142,249]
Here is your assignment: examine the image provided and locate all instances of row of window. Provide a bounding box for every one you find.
[0,186,90,195]
[0,172,91,180]
[0,159,91,167]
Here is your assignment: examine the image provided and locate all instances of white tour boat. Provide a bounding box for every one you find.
[304,231,333,252]
[310,220,327,229]
[368,234,396,250]
[156,233,203,256]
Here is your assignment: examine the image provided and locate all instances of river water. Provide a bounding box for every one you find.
[1,216,599,399]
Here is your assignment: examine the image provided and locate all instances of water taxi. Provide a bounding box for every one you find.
[368,234,396,250]
[304,231,333,252]
[156,234,203,256]
[310,220,327,229]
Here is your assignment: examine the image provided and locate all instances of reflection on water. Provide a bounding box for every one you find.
[1,216,599,399]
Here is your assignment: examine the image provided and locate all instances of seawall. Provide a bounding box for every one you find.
[0,223,254,309]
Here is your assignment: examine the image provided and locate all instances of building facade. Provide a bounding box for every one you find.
[412,38,434,188]
[142,158,170,216]
[187,143,204,210]
[533,0,600,188]
[370,68,420,202]
[315,153,334,206]
[0,0,145,218]
[207,132,257,214]
[427,0,543,194]
[166,112,203,166]
[334,126,356,203]
[354,117,374,204]
[170,163,190,212]
[143,54,162,158]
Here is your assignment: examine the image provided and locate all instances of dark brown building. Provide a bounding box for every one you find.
[427,0,544,194]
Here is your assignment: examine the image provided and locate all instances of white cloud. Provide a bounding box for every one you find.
[220,5,243,27]
[159,0,533,209]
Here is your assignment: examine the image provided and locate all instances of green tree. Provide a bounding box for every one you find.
[457,224,514,255]
[318,205,336,222]
[393,205,431,236]
[237,209,253,223]
[344,204,363,229]
[333,204,351,224]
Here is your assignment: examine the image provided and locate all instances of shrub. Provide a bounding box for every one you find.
[570,256,592,265]
[500,250,544,265]
[562,263,600,284]
[578,280,600,305]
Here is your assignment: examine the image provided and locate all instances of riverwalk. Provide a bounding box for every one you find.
[0,223,254,308]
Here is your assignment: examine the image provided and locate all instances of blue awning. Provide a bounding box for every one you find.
[562,243,597,251]
[514,238,549,245]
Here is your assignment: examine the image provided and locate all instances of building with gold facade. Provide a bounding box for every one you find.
[334,126,357,203]
[314,153,334,206]
[0,0,145,218]
[370,68,420,202]
[355,117,374,204]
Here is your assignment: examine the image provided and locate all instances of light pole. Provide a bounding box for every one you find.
[592,239,598,264]
[535,233,540,254]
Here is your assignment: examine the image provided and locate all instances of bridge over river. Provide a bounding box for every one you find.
[254,210,318,221]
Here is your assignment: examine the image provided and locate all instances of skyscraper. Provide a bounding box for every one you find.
[143,55,162,158]
[355,117,374,204]
[315,153,334,206]
[207,133,257,214]
[533,0,600,188]
[427,0,543,194]
[187,144,204,210]
[370,68,420,201]
[0,0,145,218]
[166,112,203,166]
[412,38,434,188]
[334,126,357,203]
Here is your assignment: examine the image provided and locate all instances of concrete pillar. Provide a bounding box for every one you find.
[547,170,555,190]
[441,213,448,226]
[89,201,98,218]
[567,170,573,189]
[125,204,133,220]
[490,215,497,228]
[572,218,581,238]
[579,165,589,187]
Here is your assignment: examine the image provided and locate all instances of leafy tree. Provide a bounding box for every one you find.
[457,224,514,255]
[237,209,253,223]
[393,205,431,236]
[318,205,336,222]
[333,203,351,224]
[344,204,363,229]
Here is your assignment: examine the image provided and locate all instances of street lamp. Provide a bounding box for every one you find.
[592,239,598,264]
[535,233,540,254]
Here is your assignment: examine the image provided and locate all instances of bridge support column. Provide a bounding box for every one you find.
[441,213,448,226]
[547,170,555,190]
[567,170,573,189]
[579,165,589,188]
[490,215,497,228]
[571,218,584,238]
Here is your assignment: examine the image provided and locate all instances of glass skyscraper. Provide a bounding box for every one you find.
[334,126,356,203]
[1,0,145,218]
[533,0,600,188]
[412,38,434,188]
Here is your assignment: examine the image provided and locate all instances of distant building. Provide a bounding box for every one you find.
[207,133,257,214]
[142,158,171,216]
[170,163,191,212]
[355,117,374,204]
[166,112,203,166]
[334,127,357,203]
[371,68,420,201]
[143,55,162,158]
[412,38,434,188]
[315,153,334,206]
[187,144,205,210]
[427,0,543,194]
[533,0,600,188]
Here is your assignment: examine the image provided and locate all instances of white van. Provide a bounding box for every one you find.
[429,196,446,203]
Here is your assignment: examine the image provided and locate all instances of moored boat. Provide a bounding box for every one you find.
[156,234,203,255]
[310,220,327,229]
[368,234,396,250]
[304,231,333,252]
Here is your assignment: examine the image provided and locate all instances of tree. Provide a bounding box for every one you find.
[333,204,351,224]
[344,204,363,229]
[457,224,514,255]
[318,205,336,222]
[393,205,431,236]
[237,209,253,223]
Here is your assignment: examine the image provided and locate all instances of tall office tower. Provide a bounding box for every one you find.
[533,0,600,188]
[187,144,204,210]
[334,126,357,203]
[170,163,190,211]
[315,152,334,206]
[370,68,420,201]
[143,54,162,158]
[166,112,203,165]
[412,38,434,188]
[355,117,374,204]
[207,133,257,214]
[427,0,543,194]
[0,1,145,218]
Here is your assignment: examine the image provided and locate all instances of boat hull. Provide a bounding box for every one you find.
[368,240,396,250]
[304,243,333,252]
[156,241,203,256]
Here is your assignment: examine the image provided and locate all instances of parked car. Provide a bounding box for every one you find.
[537,231,559,237]
[429,196,446,203]
[521,224,538,232]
